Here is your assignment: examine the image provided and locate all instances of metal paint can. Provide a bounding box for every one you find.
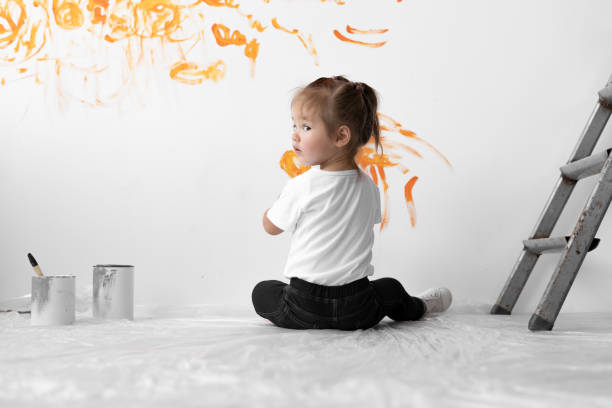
[31,276,76,326]
[93,265,134,320]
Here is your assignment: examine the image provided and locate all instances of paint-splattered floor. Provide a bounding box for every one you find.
[0,301,611,408]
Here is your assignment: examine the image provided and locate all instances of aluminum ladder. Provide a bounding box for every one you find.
[490,73,612,331]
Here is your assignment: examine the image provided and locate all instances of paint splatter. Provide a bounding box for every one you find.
[280,113,452,231]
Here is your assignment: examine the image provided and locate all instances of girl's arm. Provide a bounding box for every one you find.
[263,209,284,235]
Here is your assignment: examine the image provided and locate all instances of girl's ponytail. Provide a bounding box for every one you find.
[355,82,382,157]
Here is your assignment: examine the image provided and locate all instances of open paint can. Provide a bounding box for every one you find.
[31,276,76,326]
[93,265,134,320]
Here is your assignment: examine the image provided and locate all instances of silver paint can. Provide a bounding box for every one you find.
[93,265,134,320]
[31,276,76,326]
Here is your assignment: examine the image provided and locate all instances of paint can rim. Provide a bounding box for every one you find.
[93,264,134,268]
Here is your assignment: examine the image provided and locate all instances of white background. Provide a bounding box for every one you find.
[2,0,612,313]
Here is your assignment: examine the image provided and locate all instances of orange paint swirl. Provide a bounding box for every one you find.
[53,0,84,30]
[169,59,226,84]
[134,0,180,38]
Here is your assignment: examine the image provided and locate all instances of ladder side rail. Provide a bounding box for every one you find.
[529,153,612,330]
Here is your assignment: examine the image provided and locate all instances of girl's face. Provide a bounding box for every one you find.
[290,103,337,167]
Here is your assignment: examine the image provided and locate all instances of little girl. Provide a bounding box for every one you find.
[252,75,452,330]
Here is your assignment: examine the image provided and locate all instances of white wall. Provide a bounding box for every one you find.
[2,0,612,313]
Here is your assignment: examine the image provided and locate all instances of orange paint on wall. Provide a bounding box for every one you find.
[1,0,26,49]
[243,14,266,32]
[134,0,180,38]
[0,0,408,108]
[211,23,258,76]
[379,112,452,168]
[53,0,85,30]
[200,0,238,8]
[271,17,318,65]
[87,0,108,24]
[332,29,386,48]
[280,150,311,178]
[169,59,226,84]
[104,4,133,43]
[212,23,246,46]
[345,25,388,35]
[271,17,298,34]
[404,176,418,227]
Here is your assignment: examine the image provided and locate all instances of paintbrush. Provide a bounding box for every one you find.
[27,253,43,277]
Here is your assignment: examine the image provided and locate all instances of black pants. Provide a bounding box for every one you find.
[251,277,425,330]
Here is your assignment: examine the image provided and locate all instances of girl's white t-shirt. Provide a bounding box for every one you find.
[266,166,382,286]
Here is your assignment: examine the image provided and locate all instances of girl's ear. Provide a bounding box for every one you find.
[335,125,351,148]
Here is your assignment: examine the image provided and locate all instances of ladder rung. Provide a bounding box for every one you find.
[598,83,612,108]
[560,148,612,181]
[523,236,600,254]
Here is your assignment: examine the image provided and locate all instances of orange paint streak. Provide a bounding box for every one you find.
[104,6,133,43]
[211,23,246,46]
[134,0,180,38]
[1,0,48,64]
[383,140,423,159]
[272,17,318,65]
[244,38,259,77]
[345,25,388,35]
[271,17,298,34]
[0,0,27,49]
[369,163,378,185]
[398,129,452,167]
[211,23,258,74]
[53,0,85,30]
[280,150,310,178]
[354,145,397,231]
[377,112,402,128]
[333,30,386,48]
[200,0,238,8]
[66,61,107,73]
[21,22,40,55]
[245,14,266,32]
[404,176,418,227]
[169,59,226,84]
[378,112,452,168]
[87,0,108,25]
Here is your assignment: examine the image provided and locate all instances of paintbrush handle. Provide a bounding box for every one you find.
[33,265,43,277]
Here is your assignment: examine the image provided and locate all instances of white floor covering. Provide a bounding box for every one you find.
[1,301,611,408]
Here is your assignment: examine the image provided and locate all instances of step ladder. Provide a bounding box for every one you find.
[490,73,612,331]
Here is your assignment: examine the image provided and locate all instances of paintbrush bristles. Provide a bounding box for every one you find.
[27,253,43,276]
[27,253,37,267]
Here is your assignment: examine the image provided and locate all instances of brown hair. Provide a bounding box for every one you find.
[291,76,383,174]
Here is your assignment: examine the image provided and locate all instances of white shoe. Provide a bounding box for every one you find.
[417,287,452,314]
